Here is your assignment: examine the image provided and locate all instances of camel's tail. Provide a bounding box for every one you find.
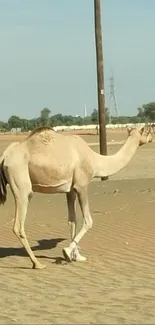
[0,159,8,205]
[0,141,19,205]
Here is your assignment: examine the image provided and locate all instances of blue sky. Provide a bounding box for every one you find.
[0,0,155,121]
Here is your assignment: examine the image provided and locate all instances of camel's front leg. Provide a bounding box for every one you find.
[66,190,77,241]
[66,190,86,262]
[63,187,92,262]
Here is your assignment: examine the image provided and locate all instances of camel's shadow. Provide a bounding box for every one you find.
[0,238,66,263]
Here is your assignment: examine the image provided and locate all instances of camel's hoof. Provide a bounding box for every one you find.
[62,247,87,262]
[73,253,87,262]
[62,247,72,262]
[32,262,47,270]
[72,248,87,262]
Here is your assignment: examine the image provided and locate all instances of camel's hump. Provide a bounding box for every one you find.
[27,126,54,138]
[26,126,57,144]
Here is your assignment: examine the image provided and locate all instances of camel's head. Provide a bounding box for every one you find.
[127,124,153,146]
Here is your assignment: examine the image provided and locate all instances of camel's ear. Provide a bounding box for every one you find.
[127,127,132,135]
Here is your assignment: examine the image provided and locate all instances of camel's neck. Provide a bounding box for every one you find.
[93,134,139,177]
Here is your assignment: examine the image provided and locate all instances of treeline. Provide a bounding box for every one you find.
[0,102,155,132]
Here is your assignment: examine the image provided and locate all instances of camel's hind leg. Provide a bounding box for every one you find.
[63,187,92,262]
[66,189,86,262]
[8,167,46,269]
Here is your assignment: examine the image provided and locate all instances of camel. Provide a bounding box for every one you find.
[0,124,152,269]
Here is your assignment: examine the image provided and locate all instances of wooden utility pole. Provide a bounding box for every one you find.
[94,0,108,180]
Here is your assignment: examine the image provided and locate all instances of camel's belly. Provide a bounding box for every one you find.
[32,181,72,194]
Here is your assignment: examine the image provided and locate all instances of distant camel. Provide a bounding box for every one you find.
[0,125,152,269]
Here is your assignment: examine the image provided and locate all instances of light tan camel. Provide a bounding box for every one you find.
[0,125,152,269]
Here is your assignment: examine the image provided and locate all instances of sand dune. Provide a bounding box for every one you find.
[0,178,155,324]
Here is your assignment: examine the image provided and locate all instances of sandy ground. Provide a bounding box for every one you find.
[0,129,155,324]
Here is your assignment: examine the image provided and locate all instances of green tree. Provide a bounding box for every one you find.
[0,121,8,131]
[40,108,51,126]
[137,107,144,118]
[91,109,98,124]
[91,108,109,124]
[8,115,22,129]
[138,102,155,122]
